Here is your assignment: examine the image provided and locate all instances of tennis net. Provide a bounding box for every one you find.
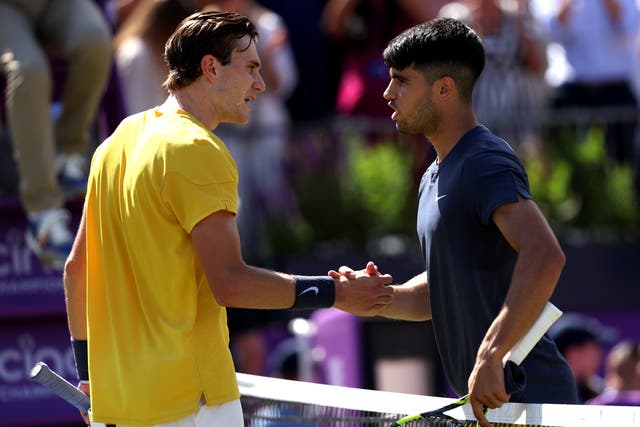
[237,373,640,426]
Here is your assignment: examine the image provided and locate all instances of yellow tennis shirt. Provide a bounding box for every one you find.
[85,106,240,425]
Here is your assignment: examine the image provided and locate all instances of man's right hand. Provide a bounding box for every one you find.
[468,355,510,427]
[329,261,381,279]
[329,262,393,316]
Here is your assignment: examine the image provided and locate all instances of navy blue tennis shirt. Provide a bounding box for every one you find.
[417,125,577,403]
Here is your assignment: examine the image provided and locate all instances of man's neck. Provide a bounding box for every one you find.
[167,83,219,130]
[428,110,478,164]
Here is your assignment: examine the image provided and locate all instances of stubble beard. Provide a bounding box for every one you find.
[395,101,439,136]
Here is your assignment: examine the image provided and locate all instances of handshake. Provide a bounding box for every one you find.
[327,261,394,317]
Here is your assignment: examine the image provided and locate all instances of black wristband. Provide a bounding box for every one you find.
[291,275,335,310]
[71,338,89,382]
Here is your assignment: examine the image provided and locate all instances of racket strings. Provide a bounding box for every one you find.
[421,413,468,426]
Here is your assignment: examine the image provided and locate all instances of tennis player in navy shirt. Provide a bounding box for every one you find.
[331,17,578,427]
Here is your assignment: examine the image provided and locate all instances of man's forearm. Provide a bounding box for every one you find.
[477,244,564,365]
[63,207,88,339]
[64,277,87,339]
[379,272,431,321]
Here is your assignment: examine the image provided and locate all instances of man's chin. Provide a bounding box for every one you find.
[395,122,418,135]
[228,116,250,125]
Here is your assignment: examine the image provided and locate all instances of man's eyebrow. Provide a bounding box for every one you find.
[390,70,408,80]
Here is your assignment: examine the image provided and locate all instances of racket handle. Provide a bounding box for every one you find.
[503,302,562,366]
[30,362,91,412]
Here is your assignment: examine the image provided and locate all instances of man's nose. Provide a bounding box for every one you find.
[255,72,266,92]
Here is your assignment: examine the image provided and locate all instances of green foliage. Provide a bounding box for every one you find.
[524,125,639,241]
[341,133,413,236]
[264,215,313,258]
[288,130,418,253]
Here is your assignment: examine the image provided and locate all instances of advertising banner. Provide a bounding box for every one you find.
[0,204,67,318]
[0,316,82,426]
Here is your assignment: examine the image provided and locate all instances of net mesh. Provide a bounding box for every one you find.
[237,373,640,427]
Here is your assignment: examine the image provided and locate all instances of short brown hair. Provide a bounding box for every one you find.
[163,11,258,92]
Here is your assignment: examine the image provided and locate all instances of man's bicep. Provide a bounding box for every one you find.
[191,210,244,282]
[492,196,557,253]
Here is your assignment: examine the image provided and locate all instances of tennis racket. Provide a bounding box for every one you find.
[387,301,563,427]
[30,362,90,412]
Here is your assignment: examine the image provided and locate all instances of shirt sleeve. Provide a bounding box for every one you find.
[463,151,532,226]
[161,138,238,233]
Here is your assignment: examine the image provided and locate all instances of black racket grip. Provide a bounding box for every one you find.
[504,360,526,394]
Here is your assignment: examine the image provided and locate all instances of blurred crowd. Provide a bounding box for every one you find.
[549,313,640,406]
[2,0,640,386]
[3,0,640,266]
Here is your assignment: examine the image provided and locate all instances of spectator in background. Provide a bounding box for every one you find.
[549,313,617,403]
[321,0,438,119]
[0,0,112,269]
[438,0,548,148]
[114,0,195,115]
[588,340,640,406]
[257,0,338,122]
[113,0,143,28]
[531,0,640,186]
[321,0,440,190]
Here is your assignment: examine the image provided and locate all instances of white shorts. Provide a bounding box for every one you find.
[91,398,244,427]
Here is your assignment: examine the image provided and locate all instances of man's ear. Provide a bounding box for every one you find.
[437,76,455,99]
[201,54,219,84]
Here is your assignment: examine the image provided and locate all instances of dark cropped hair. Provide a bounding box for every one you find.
[163,11,258,92]
[383,18,485,103]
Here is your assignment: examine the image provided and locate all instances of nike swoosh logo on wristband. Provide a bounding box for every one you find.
[298,286,319,296]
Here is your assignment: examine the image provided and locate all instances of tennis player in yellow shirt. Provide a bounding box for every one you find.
[62,11,393,427]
